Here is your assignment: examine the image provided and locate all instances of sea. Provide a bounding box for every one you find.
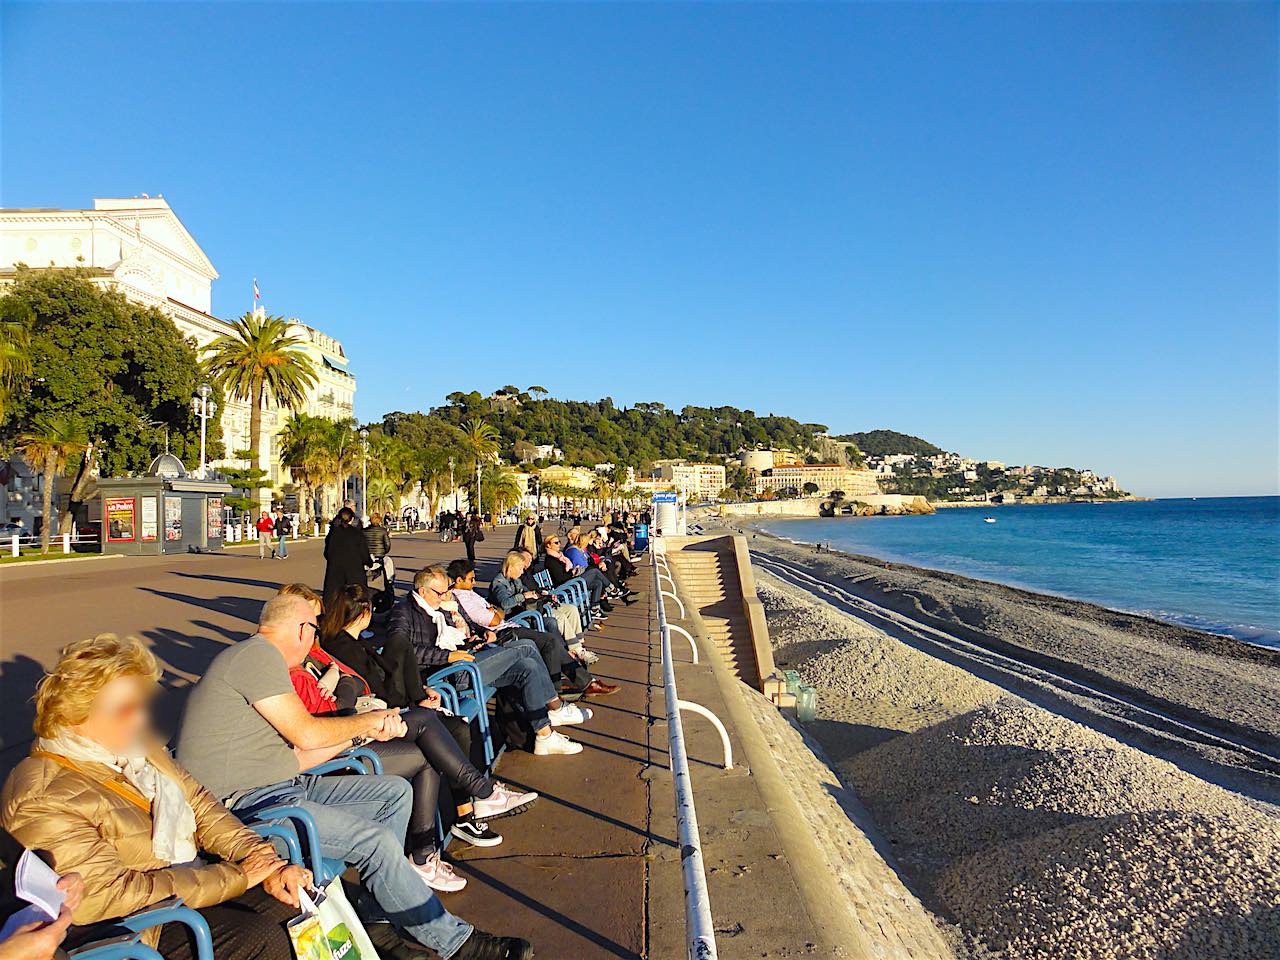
[755,496,1280,650]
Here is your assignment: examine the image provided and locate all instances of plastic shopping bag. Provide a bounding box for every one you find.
[287,899,329,960]
[295,880,382,960]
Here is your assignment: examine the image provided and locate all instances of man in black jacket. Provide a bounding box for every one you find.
[388,566,591,756]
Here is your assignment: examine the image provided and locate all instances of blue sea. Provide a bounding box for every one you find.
[756,497,1280,649]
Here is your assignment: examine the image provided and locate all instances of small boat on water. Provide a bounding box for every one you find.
[983,517,997,523]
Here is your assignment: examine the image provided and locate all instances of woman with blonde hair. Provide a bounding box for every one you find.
[0,635,310,960]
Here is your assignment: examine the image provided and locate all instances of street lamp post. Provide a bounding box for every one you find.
[359,428,369,522]
[475,459,482,518]
[449,456,456,512]
[191,384,217,479]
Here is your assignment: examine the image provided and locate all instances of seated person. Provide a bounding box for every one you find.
[445,559,617,699]
[296,585,536,859]
[389,566,589,756]
[499,550,600,643]
[0,830,83,960]
[543,534,613,612]
[1,636,310,960]
[281,584,431,716]
[174,595,531,960]
[580,530,638,601]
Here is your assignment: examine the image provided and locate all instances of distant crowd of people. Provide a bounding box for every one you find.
[0,506,648,960]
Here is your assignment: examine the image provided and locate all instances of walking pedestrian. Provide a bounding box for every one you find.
[254,510,275,559]
[274,507,292,559]
[461,511,483,563]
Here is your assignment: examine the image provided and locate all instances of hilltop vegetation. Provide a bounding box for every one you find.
[394,388,830,468]
[835,429,942,458]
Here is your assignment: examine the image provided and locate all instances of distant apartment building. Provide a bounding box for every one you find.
[754,464,880,498]
[657,462,727,501]
[536,465,596,490]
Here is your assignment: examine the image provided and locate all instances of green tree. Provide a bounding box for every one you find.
[278,413,330,526]
[462,418,500,513]
[0,299,33,426]
[204,313,317,479]
[802,482,820,496]
[16,412,87,552]
[0,267,217,523]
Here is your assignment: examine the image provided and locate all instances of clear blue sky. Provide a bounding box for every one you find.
[3,2,1276,498]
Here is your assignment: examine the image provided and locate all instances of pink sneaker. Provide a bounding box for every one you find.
[408,852,466,892]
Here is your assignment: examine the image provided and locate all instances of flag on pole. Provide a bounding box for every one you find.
[253,278,261,301]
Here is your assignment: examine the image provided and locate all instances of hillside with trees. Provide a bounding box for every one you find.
[836,429,942,458]
[397,388,831,469]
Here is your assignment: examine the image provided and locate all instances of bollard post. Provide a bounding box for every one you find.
[10,534,18,558]
[63,532,71,554]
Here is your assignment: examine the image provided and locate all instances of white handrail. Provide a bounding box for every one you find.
[653,537,719,960]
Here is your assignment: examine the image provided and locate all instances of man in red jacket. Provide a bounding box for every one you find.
[254,510,276,559]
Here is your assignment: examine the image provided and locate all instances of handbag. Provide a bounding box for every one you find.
[291,880,381,960]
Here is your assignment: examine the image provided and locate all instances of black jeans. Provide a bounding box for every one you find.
[370,707,495,855]
[503,625,589,691]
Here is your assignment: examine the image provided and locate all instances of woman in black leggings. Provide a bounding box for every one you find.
[294,585,538,891]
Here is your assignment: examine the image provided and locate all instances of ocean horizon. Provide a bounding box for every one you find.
[754,495,1280,650]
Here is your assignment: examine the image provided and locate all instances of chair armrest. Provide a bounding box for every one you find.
[249,821,305,865]
[247,805,326,880]
[116,899,213,960]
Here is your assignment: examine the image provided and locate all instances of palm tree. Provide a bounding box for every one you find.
[590,473,613,515]
[316,418,360,517]
[0,300,33,424]
[17,413,87,552]
[475,463,521,514]
[461,419,500,514]
[278,413,330,528]
[204,313,317,479]
[365,476,400,516]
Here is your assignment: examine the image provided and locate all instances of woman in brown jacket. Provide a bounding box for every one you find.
[0,635,310,960]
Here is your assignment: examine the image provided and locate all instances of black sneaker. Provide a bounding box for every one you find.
[453,930,533,960]
[598,598,615,613]
[451,819,503,848]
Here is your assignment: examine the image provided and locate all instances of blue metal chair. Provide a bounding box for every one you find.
[70,898,213,960]
[426,661,498,766]
[244,747,384,885]
[532,569,553,590]
[507,609,545,631]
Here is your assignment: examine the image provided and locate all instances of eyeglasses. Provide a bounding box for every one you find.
[301,621,319,638]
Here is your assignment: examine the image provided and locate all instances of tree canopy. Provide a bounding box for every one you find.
[835,429,942,458]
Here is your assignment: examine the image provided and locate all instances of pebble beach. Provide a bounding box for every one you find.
[754,557,1280,960]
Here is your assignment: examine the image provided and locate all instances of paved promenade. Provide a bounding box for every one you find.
[0,528,657,958]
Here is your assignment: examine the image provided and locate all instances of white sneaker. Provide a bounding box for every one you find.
[579,649,600,665]
[534,730,583,755]
[473,783,538,820]
[548,702,592,727]
[408,852,467,892]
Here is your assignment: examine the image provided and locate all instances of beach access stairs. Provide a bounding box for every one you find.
[660,534,774,689]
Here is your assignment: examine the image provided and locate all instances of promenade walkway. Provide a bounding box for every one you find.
[0,527,656,957]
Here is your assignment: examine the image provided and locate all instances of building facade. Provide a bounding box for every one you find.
[754,463,880,498]
[0,197,356,495]
[656,462,727,502]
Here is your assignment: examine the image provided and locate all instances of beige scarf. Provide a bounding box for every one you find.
[38,732,198,865]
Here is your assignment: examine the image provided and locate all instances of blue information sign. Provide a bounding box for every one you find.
[652,492,678,504]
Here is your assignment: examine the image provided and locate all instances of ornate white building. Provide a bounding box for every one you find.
[0,197,356,493]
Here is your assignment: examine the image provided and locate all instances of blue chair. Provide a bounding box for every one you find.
[426,661,498,766]
[532,570,553,590]
[70,898,213,960]
[507,609,545,631]
[244,747,384,885]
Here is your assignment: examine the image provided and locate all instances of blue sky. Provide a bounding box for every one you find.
[3,2,1276,498]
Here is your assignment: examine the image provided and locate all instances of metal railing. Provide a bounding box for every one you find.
[652,537,723,960]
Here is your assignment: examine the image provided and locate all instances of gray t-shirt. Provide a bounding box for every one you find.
[175,634,299,802]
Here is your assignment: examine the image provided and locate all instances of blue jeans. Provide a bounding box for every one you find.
[473,639,556,731]
[230,774,473,958]
[277,532,288,558]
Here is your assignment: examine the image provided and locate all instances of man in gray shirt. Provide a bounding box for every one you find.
[175,592,532,960]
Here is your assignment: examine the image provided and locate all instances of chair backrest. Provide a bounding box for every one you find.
[534,569,553,589]
[508,609,545,631]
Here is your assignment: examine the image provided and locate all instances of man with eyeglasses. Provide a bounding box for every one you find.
[176,593,533,960]
[389,566,590,756]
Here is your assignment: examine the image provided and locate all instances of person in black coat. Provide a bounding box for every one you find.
[323,506,372,602]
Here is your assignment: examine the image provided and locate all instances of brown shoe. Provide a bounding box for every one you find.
[583,679,621,697]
